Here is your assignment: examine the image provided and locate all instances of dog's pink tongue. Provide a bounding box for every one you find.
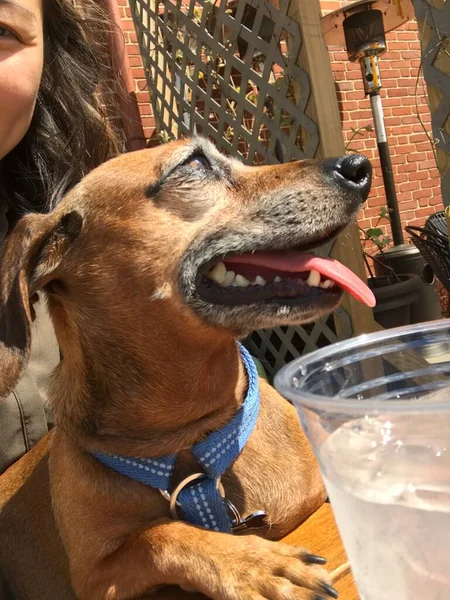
[225,251,376,308]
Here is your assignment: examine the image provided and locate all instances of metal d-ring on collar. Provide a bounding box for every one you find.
[160,474,268,534]
[159,473,225,520]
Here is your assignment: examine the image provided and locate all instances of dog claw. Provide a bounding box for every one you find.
[313,596,327,600]
[319,582,339,598]
[303,553,328,565]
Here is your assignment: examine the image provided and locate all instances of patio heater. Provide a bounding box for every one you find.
[322,0,442,324]
[322,0,415,247]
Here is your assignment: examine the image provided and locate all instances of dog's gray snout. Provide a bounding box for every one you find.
[322,154,372,202]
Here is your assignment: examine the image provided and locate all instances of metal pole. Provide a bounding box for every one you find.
[369,91,404,246]
[356,44,404,247]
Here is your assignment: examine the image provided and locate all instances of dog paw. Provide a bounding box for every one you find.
[202,535,338,600]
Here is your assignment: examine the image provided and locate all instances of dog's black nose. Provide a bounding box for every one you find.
[322,154,372,201]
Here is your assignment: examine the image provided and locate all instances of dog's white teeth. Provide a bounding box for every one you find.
[234,274,250,288]
[208,261,227,285]
[320,279,334,289]
[207,263,335,291]
[254,275,267,287]
[207,263,269,288]
[223,270,236,286]
[306,269,321,287]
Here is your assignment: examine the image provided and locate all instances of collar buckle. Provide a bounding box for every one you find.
[160,473,225,520]
[160,476,269,534]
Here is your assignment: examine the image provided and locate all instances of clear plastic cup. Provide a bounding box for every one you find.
[274,319,450,600]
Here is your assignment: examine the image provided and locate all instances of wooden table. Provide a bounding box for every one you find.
[284,503,359,599]
[154,503,359,599]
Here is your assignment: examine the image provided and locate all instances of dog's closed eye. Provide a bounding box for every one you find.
[146,152,213,199]
[144,150,227,222]
[183,154,211,170]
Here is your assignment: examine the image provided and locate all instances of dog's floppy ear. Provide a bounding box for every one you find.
[0,210,83,398]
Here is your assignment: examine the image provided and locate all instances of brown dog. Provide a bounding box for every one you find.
[0,138,372,600]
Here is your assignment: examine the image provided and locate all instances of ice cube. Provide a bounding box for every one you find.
[321,409,450,513]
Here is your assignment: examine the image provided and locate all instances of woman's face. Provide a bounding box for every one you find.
[0,0,43,160]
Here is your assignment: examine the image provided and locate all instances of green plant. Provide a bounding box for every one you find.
[359,207,400,283]
[344,125,391,249]
[362,206,392,251]
[344,124,401,283]
[345,124,373,153]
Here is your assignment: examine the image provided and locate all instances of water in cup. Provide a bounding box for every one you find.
[321,404,450,600]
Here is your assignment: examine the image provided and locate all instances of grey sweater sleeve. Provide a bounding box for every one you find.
[0,296,60,474]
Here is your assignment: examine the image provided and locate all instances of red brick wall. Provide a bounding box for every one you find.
[117,1,443,236]
[116,0,157,144]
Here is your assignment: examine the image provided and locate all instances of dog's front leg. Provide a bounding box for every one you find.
[74,519,336,600]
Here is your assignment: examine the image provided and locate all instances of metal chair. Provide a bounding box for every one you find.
[426,211,449,238]
[406,224,450,293]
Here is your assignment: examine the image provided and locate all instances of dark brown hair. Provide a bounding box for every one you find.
[1,0,125,221]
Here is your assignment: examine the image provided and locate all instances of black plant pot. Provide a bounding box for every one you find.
[373,245,442,323]
[368,274,421,329]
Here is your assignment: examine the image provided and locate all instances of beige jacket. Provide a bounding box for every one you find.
[0,204,60,474]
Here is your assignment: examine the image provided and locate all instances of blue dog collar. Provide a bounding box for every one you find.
[93,343,260,533]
